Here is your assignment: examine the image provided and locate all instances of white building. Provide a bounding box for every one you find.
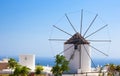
[19,54,35,71]
[64,33,91,73]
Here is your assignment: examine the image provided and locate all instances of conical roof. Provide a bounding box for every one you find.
[64,33,89,44]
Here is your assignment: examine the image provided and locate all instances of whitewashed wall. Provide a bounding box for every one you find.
[64,44,91,73]
[19,54,35,71]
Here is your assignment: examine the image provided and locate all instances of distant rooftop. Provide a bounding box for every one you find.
[0,58,9,63]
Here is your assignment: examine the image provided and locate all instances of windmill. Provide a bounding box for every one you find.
[49,9,111,74]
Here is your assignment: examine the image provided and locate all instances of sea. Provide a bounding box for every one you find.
[0,56,120,67]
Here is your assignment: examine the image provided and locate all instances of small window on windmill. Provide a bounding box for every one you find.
[74,45,78,50]
[24,57,27,60]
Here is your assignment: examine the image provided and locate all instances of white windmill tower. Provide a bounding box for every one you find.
[64,32,91,73]
[49,9,110,74]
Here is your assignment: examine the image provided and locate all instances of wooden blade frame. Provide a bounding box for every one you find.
[89,45,108,56]
[65,14,77,33]
[79,45,81,69]
[83,14,98,37]
[85,24,108,38]
[88,40,111,42]
[48,39,67,41]
[69,49,76,61]
[83,45,96,68]
[53,25,72,36]
[58,45,74,55]
[80,9,83,35]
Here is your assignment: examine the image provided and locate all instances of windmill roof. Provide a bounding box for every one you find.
[64,33,89,44]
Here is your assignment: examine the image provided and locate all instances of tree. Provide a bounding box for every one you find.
[115,65,120,75]
[35,65,44,75]
[107,64,116,76]
[20,66,31,76]
[8,58,31,76]
[8,58,18,75]
[51,55,69,76]
[8,58,18,69]
[13,65,22,76]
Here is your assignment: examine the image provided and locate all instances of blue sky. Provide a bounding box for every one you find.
[0,0,120,59]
